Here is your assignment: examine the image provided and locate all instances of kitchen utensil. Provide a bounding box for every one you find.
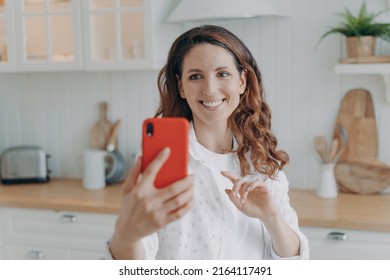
[332,146,346,164]
[334,158,390,194]
[0,146,50,184]
[90,102,116,149]
[332,89,378,162]
[339,124,348,146]
[328,138,339,163]
[104,119,124,184]
[313,135,328,163]
[82,149,106,190]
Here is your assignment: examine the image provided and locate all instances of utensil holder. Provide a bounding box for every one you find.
[317,163,338,199]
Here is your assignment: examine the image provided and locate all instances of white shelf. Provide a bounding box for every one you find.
[334,63,390,104]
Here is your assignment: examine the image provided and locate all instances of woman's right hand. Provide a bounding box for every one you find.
[110,147,194,259]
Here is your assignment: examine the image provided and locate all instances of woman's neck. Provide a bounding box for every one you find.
[193,120,233,154]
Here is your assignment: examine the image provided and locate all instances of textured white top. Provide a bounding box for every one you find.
[193,135,264,259]
[106,122,309,260]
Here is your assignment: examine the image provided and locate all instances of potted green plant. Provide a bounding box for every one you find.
[319,1,390,58]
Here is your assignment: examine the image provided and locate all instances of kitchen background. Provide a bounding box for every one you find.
[1,0,390,192]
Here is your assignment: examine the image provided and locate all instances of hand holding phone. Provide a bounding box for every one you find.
[141,117,189,189]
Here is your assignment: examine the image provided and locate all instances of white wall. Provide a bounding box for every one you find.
[1,0,390,191]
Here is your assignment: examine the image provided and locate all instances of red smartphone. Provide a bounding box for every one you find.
[141,117,189,189]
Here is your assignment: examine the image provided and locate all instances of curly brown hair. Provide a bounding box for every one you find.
[155,25,288,178]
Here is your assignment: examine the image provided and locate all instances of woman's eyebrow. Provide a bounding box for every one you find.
[186,68,202,73]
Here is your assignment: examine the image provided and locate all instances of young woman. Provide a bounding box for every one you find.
[108,25,309,260]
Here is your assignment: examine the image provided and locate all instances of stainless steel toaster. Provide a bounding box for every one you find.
[0,146,50,184]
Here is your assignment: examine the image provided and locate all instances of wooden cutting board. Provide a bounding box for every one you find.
[90,102,115,149]
[333,89,390,194]
[335,159,390,194]
[332,89,378,162]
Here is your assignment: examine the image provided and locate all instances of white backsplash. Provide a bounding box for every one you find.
[1,0,390,192]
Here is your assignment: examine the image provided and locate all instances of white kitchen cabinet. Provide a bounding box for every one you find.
[0,0,17,72]
[0,208,3,259]
[4,244,72,260]
[302,226,390,260]
[14,0,83,72]
[82,0,180,71]
[1,207,116,260]
[0,0,180,72]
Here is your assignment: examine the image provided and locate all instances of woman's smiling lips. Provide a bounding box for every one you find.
[200,99,225,109]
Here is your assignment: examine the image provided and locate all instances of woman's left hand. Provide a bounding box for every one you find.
[221,171,279,220]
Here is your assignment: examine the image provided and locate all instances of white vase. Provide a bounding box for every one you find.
[316,163,338,199]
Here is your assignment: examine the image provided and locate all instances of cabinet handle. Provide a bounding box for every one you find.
[327,231,348,241]
[28,250,45,259]
[60,214,78,223]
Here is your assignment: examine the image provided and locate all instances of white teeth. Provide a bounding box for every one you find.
[202,100,223,108]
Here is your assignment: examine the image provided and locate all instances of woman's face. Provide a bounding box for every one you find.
[178,43,246,128]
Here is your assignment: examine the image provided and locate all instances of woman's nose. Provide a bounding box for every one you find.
[202,77,217,96]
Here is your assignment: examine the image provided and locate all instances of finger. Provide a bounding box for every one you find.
[221,171,243,197]
[139,147,171,189]
[221,170,238,183]
[231,178,246,198]
[225,189,242,209]
[121,156,142,194]
[241,180,267,205]
[156,175,194,203]
[165,200,193,224]
[239,181,253,206]
[142,175,194,213]
[163,184,194,214]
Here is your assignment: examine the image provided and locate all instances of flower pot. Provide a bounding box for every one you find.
[346,36,376,57]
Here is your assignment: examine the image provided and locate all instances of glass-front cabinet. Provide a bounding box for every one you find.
[83,0,147,70]
[14,0,82,71]
[0,0,17,71]
[0,0,179,72]
[86,0,144,62]
[83,0,180,70]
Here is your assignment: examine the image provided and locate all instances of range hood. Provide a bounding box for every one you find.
[167,0,288,23]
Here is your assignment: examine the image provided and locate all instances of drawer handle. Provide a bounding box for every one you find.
[28,250,45,259]
[60,214,78,223]
[327,231,348,241]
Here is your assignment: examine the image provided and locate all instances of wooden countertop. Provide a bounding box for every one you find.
[0,179,122,214]
[1,179,390,232]
[289,189,390,232]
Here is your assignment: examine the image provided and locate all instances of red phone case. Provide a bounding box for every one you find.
[141,117,189,189]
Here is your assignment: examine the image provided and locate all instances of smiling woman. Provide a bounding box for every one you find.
[107,25,309,260]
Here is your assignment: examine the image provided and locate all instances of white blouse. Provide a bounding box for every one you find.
[107,123,309,260]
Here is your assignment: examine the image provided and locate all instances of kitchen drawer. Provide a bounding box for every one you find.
[2,208,116,251]
[72,250,106,260]
[4,244,71,260]
[302,227,390,260]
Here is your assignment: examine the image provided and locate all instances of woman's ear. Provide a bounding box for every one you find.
[239,69,247,95]
[176,74,186,99]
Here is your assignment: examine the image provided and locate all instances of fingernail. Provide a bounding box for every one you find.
[163,147,170,155]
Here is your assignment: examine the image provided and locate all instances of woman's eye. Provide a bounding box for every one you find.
[189,74,202,80]
[219,72,230,78]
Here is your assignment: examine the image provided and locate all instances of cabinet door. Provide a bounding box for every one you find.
[14,0,82,72]
[302,227,390,260]
[3,208,116,252]
[83,0,148,70]
[72,250,106,260]
[0,208,3,259]
[82,0,180,71]
[0,0,17,72]
[4,244,71,260]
